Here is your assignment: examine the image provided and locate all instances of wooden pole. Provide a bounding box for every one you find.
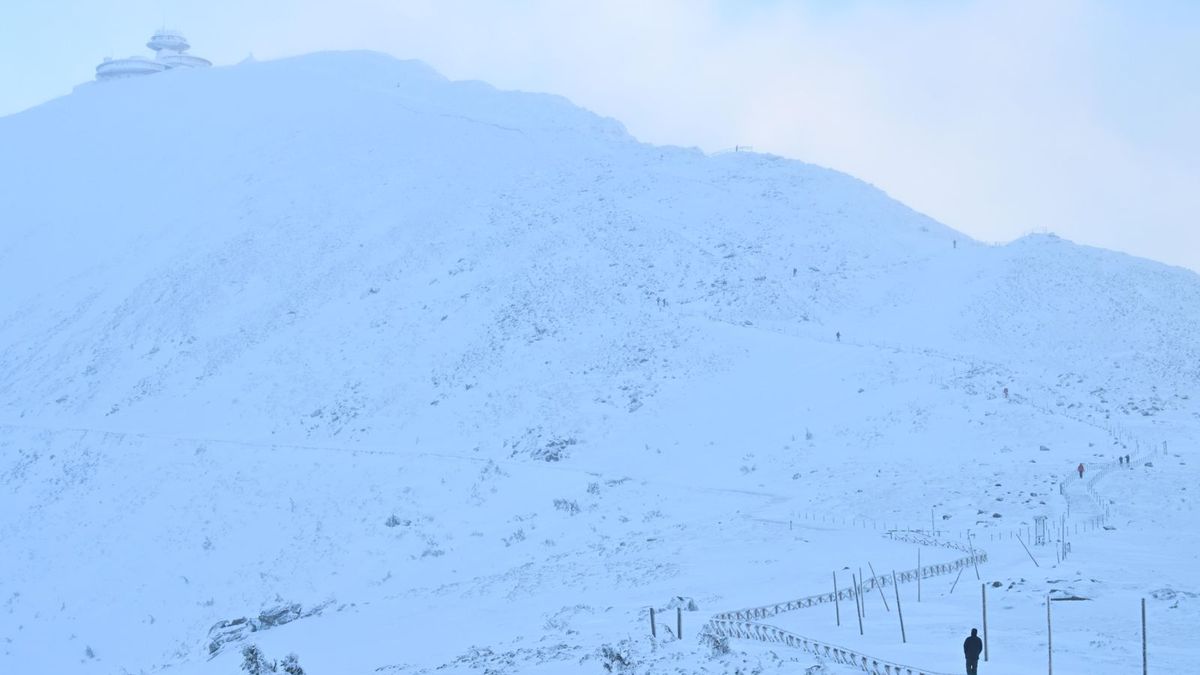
[853,573,864,636]
[1017,533,1041,567]
[868,562,890,611]
[1047,596,1053,675]
[833,572,841,626]
[950,566,964,594]
[859,567,866,618]
[1142,597,1147,675]
[982,583,989,662]
[917,548,922,602]
[969,533,980,580]
[893,571,906,643]
[677,607,682,640]
[854,572,862,619]
[650,607,656,638]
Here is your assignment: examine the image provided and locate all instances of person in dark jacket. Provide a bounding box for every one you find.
[964,628,983,674]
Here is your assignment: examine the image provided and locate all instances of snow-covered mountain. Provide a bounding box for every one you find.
[2,51,1197,674]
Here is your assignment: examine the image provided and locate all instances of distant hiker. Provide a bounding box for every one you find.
[836,331,841,342]
[964,628,983,674]
[1118,456,1124,466]
[793,267,798,277]
[953,239,958,249]
[1077,463,1085,479]
[1002,387,1008,399]
[1125,454,1131,466]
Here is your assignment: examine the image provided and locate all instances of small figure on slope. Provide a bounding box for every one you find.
[1077,463,1085,479]
[963,627,983,674]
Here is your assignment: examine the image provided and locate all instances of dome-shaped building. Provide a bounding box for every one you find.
[96,29,211,82]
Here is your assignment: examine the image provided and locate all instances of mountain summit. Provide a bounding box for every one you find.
[2,50,963,446]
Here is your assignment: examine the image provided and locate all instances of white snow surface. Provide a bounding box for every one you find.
[1,51,1198,674]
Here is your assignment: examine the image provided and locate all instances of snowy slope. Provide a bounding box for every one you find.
[1,51,1198,674]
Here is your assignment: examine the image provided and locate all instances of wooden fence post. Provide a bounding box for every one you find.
[833,572,841,626]
[1018,533,1041,567]
[859,567,866,618]
[969,533,980,580]
[852,573,864,636]
[677,607,682,640]
[868,562,890,611]
[650,607,656,638]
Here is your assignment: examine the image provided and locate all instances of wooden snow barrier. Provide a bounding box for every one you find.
[711,533,986,623]
[707,533,981,675]
[707,618,956,675]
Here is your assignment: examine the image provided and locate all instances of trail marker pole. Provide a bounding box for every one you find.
[650,607,656,638]
[892,570,906,643]
[1142,598,1148,675]
[677,607,682,640]
[1047,596,1053,675]
[852,573,864,636]
[833,572,841,626]
[868,562,890,611]
[859,567,866,618]
[982,583,989,662]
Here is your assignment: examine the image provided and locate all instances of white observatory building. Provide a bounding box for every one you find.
[95,30,212,81]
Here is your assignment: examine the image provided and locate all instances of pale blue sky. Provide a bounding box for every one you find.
[2,1,1197,271]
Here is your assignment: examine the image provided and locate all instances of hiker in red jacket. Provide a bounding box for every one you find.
[1077,463,1085,479]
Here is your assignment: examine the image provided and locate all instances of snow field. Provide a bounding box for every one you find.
[2,51,1199,674]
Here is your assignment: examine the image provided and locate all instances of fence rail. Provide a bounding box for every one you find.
[712,534,985,622]
[709,619,956,675]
